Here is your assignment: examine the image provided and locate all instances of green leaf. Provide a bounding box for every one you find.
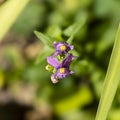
[95,24,120,120]
[35,46,54,65]
[46,24,62,41]
[34,31,53,46]
[67,35,74,44]
[63,16,86,37]
[108,109,120,120]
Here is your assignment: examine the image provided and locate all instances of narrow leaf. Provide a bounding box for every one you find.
[95,24,120,120]
[0,0,30,41]
[63,16,86,37]
[46,24,62,41]
[34,31,53,46]
[67,35,74,44]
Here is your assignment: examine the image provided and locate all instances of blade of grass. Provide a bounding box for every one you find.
[0,0,30,41]
[95,24,120,120]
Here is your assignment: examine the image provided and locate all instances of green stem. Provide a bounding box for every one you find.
[95,24,120,120]
[0,0,30,41]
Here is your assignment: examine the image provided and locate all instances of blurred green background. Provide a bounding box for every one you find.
[0,0,120,120]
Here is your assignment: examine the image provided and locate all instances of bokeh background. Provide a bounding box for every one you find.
[0,0,120,120]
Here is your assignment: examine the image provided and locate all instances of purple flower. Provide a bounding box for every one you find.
[47,54,75,83]
[51,74,59,84]
[53,41,74,56]
[46,41,76,83]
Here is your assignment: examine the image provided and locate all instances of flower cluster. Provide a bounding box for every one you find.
[46,41,76,83]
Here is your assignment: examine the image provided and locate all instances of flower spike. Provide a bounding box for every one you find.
[46,41,76,83]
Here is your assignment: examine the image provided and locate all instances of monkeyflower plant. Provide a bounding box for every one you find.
[34,21,85,83]
[35,20,120,120]
[46,41,76,83]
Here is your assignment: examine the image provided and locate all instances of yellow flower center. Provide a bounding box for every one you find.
[60,45,66,51]
[60,68,65,74]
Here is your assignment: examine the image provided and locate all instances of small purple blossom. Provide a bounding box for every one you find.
[53,41,74,56]
[47,54,75,83]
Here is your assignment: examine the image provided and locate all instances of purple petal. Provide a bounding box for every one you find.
[69,45,74,50]
[47,56,60,68]
[56,43,65,50]
[62,42,68,46]
[53,41,74,56]
[62,42,74,50]
[54,41,58,47]
[56,68,70,79]
[72,56,78,60]
[62,54,73,67]
[53,51,59,56]
[51,74,59,83]
[69,71,74,74]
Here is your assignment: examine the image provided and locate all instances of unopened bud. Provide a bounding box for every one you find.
[45,64,53,72]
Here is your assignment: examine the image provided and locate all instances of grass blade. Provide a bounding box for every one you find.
[0,0,30,41]
[95,24,120,120]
